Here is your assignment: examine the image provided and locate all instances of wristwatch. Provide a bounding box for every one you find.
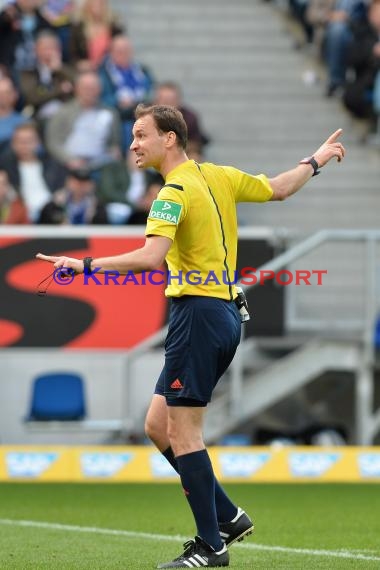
[299,156,320,176]
[82,256,93,274]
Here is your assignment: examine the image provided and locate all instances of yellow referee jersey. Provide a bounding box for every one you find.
[145,159,273,300]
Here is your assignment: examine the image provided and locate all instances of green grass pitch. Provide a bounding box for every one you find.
[0,483,379,569]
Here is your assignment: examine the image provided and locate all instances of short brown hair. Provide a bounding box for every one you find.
[13,122,39,137]
[135,104,188,150]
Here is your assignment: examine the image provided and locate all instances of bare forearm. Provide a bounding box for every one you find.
[36,236,172,277]
[269,164,314,200]
[269,128,345,201]
[92,247,158,274]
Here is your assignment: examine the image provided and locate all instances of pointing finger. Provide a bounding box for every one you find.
[325,128,343,144]
[36,253,60,263]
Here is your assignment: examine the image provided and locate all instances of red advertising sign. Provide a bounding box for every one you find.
[0,229,282,348]
[0,235,167,348]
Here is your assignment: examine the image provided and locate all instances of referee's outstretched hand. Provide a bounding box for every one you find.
[313,128,345,168]
[36,253,83,274]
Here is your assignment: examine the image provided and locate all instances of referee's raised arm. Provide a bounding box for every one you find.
[269,128,345,201]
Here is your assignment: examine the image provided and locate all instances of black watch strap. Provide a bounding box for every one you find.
[83,256,93,274]
[299,156,320,176]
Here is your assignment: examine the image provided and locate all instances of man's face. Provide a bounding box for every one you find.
[111,38,132,69]
[130,115,167,170]
[36,37,61,66]
[155,86,180,108]
[67,176,94,198]
[0,79,17,111]
[12,128,39,159]
[76,74,100,107]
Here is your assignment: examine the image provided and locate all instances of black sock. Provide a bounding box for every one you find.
[176,449,223,551]
[163,446,237,523]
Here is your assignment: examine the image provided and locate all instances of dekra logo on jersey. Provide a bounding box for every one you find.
[149,200,182,225]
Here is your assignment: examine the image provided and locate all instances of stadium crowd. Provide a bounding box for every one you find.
[285,0,380,139]
[3,0,379,226]
[0,0,209,225]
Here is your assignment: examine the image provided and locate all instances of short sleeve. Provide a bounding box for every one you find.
[145,185,188,240]
[222,166,273,203]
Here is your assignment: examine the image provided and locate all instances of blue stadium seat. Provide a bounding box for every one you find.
[27,372,86,421]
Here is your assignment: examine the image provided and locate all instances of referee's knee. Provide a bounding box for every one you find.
[145,415,165,445]
[144,415,156,440]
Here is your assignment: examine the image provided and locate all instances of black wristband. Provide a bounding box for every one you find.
[299,156,320,176]
[83,257,93,274]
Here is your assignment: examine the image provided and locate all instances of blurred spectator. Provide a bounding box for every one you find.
[0,168,28,223]
[125,149,146,207]
[99,35,153,150]
[96,158,130,207]
[38,167,108,224]
[74,58,96,74]
[306,0,336,51]
[41,0,74,63]
[19,30,75,126]
[288,0,315,46]
[323,0,366,96]
[45,71,122,171]
[69,0,124,68]
[0,63,12,79]
[0,76,27,155]
[0,0,52,72]
[154,81,210,159]
[0,122,66,221]
[127,170,163,225]
[343,0,380,121]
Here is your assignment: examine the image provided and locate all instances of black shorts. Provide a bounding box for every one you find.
[154,295,241,407]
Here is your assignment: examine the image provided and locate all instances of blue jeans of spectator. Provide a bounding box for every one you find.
[324,21,353,87]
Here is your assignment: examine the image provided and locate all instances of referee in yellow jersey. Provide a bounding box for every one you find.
[37,104,345,569]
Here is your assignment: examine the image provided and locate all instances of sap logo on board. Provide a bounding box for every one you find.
[358,453,380,478]
[150,453,178,477]
[289,453,340,477]
[6,452,58,478]
[219,453,270,477]
[81,453,133,477]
